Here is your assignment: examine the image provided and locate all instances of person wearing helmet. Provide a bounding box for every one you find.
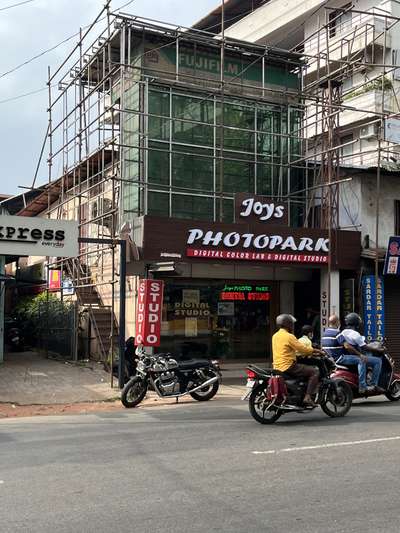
[336,313,383,394]
[272,314,325,406]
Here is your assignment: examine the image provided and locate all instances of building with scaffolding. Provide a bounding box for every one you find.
[10,5,361,364]
[195,0,400,363]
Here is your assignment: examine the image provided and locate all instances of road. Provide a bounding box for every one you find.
[0,397,399,533]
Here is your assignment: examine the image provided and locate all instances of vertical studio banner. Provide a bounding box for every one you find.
[362,275,385,342]
[135,279,164,347]
[48,269,62,290]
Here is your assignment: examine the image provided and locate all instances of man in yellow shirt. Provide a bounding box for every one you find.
[272,314,324,406]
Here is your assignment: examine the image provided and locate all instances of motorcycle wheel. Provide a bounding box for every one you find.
[190,369,220,401]
[121,376,148,408]
[248,384,282,425]
[320,381,352,418]
[385,381,400,401]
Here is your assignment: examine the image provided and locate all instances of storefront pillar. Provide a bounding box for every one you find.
[279,281,294,316]
[321,269,340,333]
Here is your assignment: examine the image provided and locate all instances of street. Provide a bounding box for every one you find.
[0,398,399,533]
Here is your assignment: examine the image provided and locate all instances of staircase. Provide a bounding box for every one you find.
[66,260,118,362]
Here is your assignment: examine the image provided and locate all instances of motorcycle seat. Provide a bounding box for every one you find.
[336,363,358,371]
[177,359,211,370]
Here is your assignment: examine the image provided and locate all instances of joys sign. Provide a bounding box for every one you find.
[135,280,164,347]
[235,193,288,225]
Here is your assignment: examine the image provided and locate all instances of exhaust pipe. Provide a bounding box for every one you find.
[179,376,219,397]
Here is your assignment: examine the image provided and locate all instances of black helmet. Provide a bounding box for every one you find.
[276,314,296,330]
[345,313,362,330]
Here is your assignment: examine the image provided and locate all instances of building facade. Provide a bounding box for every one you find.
[13,11,360,362]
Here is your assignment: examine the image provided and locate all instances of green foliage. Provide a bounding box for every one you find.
[343,76,393,101]
[14,292,73,346]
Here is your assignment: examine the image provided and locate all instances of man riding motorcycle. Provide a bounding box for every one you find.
[336,313,383,394]
[272,314,324,406]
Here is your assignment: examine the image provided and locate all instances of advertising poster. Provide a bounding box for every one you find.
[383,236,400,275]
[48,269,61,290]
[135,279,164,347]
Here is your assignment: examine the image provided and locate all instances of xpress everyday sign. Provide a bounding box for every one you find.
[0,215,79,257]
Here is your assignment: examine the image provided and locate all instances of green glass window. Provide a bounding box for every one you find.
[148,141,169,186]
[148,90,170,141]
[172,146,213,191]
[148,191,169,217]
[172,94,213,147]
[216,198,234,223]
[172,194,213,221]
[217,101,254,152]
[217,157,255,194]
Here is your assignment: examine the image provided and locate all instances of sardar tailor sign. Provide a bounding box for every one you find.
[135,280,164,347]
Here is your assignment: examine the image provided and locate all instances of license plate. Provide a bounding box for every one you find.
[241,379,255,401]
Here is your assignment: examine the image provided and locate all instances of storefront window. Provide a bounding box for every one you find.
[161,280,272,360]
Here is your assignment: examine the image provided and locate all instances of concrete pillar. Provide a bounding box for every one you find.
[279,281,294,315]
[321,269,340,334]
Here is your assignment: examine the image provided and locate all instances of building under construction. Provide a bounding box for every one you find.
[21,2,394,366]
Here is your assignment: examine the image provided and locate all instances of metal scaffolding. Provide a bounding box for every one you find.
[41,1,400,357]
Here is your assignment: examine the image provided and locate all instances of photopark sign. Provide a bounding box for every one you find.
[139,216,361,270]
[0,215,79,258]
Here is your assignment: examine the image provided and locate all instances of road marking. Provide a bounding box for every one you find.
[252,435,400,455]
[0,480,4,484]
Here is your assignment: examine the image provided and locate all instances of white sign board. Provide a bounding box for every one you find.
[0,215,79,257]
[384,118,400,144]
[62,278,75,295]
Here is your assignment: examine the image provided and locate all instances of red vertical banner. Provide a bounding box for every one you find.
[135,279,164,347]
[48,270,62,290]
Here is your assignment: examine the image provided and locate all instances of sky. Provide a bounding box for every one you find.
[0,0,219,196]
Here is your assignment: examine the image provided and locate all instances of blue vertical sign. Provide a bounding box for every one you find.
[362,275,385,342]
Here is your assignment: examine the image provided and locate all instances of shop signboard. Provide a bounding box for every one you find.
[362,275,385,342]
[384,118,400,144]
[48,270,61,291]
[220,284,271,301]
[383,236,400,275]
[140,216,361,270]
[135,279,164,347]
[235,194,289,225]
[62,278,74,296]
[0,215,79,257]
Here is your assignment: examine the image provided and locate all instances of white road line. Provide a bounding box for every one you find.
[252,435,400,455]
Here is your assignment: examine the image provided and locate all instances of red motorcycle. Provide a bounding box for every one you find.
[331,341,400,401]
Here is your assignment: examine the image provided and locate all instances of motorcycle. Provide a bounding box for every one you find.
[4,318,23,352]
[121,346,222,408]
[243,355,353,424]
[331,341,400,401]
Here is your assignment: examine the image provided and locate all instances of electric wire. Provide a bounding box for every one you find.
[0,0,34,12]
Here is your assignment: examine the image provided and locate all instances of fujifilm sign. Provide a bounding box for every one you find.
[0,215,79,258]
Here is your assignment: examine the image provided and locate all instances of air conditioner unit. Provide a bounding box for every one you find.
[360,123,378,139]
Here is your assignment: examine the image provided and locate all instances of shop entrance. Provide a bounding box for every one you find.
[161,279,275,360]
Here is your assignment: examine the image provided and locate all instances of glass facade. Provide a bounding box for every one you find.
[161,279,273,360]
[145,86,304,224]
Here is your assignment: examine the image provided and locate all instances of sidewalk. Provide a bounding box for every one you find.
[0,351,246,418]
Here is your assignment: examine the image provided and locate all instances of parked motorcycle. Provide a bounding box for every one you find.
[332,341,400,401]
[243,355,352,424]
[4,318,24,352]
[121,346,222,408]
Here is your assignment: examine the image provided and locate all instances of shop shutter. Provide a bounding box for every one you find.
[384,276,400,369]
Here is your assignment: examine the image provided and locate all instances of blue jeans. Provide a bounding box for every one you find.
[337,354,382,389]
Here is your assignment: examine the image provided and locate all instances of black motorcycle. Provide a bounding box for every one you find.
[121,346,222,408]
[243,355,352,424]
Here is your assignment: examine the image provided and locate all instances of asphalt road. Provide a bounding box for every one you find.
[0,397,399,533]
